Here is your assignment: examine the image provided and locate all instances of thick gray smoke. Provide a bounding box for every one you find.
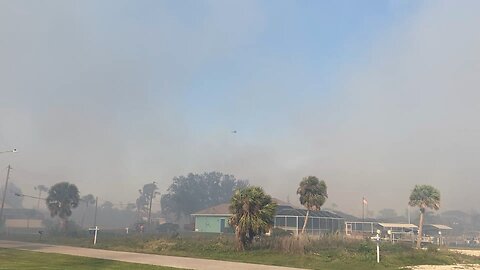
[1,1,479,217]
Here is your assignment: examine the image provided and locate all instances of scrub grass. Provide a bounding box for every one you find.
[3,233,480,270]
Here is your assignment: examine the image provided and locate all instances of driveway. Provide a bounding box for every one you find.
[0,240,304,270]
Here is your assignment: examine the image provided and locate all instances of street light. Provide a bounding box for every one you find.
[0,149,17,154]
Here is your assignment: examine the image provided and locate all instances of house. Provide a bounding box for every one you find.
[423,224,452,236]
[191,200,345,235]
[191,203,232,233]
[345,220,419,241]
[423,224,452,245]
[345,221,377,235]
[377,223,418,234]
[2,204,45,233]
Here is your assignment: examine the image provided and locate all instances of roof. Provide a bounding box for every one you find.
[192,202,344,219]
[378,223,418,229]
[275,206,344,219]
[192,198,293,216]
[192,203,231,216]
[424,224,452,230]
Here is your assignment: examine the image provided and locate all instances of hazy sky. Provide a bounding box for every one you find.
[1,1,479,216]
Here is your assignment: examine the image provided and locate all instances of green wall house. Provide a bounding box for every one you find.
[192,199,345,235]
[191,203,232,233]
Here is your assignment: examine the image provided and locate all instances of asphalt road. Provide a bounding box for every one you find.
[0,240,304,270]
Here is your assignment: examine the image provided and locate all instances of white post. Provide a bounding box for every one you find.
[376,241,380,263]
[374,231,381,263]
[296,216,299,235]
[93,226,98,245]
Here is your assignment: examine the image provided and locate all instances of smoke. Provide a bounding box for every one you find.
[1,1,479,216]
[215,1,480,215]
[0,0,264,204]
[275,1,480,214]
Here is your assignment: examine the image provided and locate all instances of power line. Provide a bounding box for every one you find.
[17,191,136,208]
[14,192,45,201]
[5,166,140,209]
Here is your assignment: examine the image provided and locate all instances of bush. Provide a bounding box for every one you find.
[270,228,293,237]
[156,223,179,234]
[43,218,86,237]
[426,244,439,253]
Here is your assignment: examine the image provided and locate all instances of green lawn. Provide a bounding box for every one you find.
[0,248,182,270]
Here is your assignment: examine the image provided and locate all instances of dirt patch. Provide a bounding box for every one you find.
[404,249,480,270]
[452,250,480,257]
[407,265,480,270]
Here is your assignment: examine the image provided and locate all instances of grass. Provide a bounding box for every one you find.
[0,248,181,270]
[3,233,480,270]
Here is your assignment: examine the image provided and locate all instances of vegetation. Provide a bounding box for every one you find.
[81,194,96,207]
[46,182,80,231]
[0,248,179,270]
[377,209,398,220]
[4,233,480,270]
[409,184,441,249]
[297,176,328,234]
[136,182,159,223]
[80,194,95,228]
[229,186,276,250]
[161,172,248,221]
[34,184,49,208]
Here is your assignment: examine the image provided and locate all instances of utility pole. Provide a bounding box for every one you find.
[407,206,411,224]
[0,165,12,223]
[36,189,44,210]
[88,197,99,246]
[362,197,365,235]
[93,196,98,227]
[37,189,41,209]
[362,197,365,221]
[148,192,154,225]
[147,182,157,226]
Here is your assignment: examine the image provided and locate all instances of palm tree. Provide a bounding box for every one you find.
[229,186,276,251]
[34,185,49,209]
[409,184,440,249]
[46,182,80,231]
[297,176,328,234]
[80,194,95,228]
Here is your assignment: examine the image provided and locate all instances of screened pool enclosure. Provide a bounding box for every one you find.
[273,206,345,235]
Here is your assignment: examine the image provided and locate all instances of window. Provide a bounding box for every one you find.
[286,217,296,227]
[275,217,286,227]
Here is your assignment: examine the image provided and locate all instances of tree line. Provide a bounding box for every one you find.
[26,172,247,231]
[22,172,441,251]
